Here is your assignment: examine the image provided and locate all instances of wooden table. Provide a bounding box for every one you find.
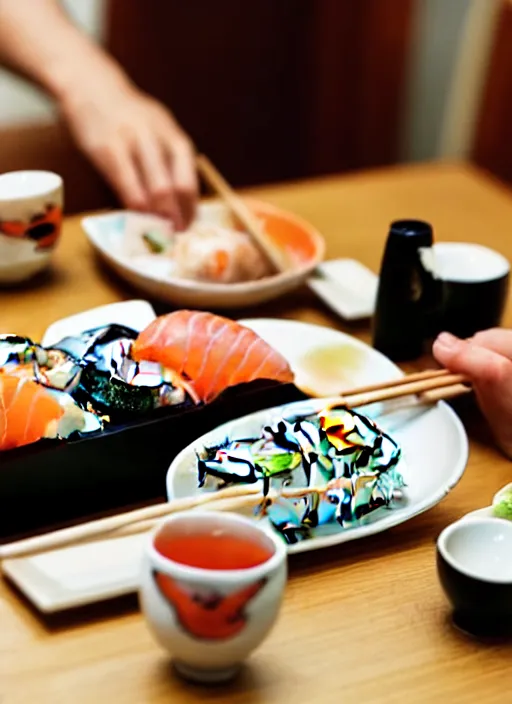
[2,161,512,703]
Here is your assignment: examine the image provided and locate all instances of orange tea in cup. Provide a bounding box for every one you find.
[154,531,274,570]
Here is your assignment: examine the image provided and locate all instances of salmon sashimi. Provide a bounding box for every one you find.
[0,374,64,451]
[131,310,294,404]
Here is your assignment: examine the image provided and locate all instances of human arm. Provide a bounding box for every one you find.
[0,0,198,229]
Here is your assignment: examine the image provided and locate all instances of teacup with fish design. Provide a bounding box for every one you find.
[0,170,63,285]
[139,510,287,683]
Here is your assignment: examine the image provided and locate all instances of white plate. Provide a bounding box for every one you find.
[41,299,157,347]
[81,200,325,310]
[307,259,378,320]
[2,317,468,611]
[239,318,402,401]
[166,318,468,554]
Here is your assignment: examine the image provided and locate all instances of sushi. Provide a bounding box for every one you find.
[131,310,294,403]
[0,311,296,451]
[171,224,271,284]
[0,374,66,451]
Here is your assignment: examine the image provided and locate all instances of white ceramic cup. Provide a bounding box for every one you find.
[426,242,510,337]
[0,170,63,284]
[139,510,287,684]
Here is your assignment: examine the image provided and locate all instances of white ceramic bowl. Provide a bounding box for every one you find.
[82,198,325,309]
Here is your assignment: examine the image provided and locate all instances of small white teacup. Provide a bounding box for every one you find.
[139,510,287,684]
[0,170,63,285]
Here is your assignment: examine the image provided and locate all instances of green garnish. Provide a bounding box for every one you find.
[492,490,512,520]
[142,230,167,254]
[252,451,302,476]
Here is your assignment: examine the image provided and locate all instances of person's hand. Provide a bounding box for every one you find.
[60,74,198,230]
[433,329,512,458]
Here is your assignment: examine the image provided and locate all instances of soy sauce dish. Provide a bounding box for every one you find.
[436,517,512,637]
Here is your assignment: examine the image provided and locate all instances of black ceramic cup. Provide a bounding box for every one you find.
[430,242,510,339]
[436,517,512,638]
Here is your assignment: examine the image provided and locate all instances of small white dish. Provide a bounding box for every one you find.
[307,258,378,320]
[2,533,146,612]
[82,199,325,309]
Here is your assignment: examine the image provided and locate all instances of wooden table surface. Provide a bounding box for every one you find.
[2,161,512,704]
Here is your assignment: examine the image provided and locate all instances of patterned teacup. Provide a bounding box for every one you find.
[139,510,287,683]
[0,170,63,284]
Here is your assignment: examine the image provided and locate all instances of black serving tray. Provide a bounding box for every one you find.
[0,381,308,542]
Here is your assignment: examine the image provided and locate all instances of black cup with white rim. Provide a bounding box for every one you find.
[373,227,510,361]
[429,242,510,339]
[437,517,512,638]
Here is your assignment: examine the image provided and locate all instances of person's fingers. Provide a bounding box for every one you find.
[168,135,198,229]
[133,132,183,229]
[434,331,512,459]
[433,332,511,384]
[93,141,148,211]
[469,328,512,360]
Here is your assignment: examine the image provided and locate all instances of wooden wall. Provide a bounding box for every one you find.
[0,0,414,213]
[472,0,512,185]
[107,0,414,187]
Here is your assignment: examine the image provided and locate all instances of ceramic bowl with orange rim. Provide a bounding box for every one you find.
[82,198,325,309]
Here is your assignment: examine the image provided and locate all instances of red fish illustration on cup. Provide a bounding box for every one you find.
[153,571,267,640]
[0,203,62,251]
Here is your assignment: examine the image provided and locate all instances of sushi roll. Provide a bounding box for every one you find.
[0,374,86,451]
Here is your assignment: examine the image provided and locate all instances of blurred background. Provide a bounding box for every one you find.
[0,0,510,213]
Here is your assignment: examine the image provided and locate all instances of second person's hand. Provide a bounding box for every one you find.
[60,73,198,230]
[433,329,512,459]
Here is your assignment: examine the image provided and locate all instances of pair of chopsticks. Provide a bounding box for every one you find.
[0,369,471,562]
[0,484,331,562]
[196,154,291,274]
[334,368,471,408]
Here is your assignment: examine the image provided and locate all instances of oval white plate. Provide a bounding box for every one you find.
[81,200,324,309]
[167,319,469,554]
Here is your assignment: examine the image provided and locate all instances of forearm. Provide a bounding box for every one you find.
[0,0,197,225]
[0,0,130,104]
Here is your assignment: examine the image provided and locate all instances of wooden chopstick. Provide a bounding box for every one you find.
[339,369,453,397]
[0,485,332,561]
[340,372,469,408]
[196,153,291,273]
[420,383,472,403]
[0,485,258,561]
